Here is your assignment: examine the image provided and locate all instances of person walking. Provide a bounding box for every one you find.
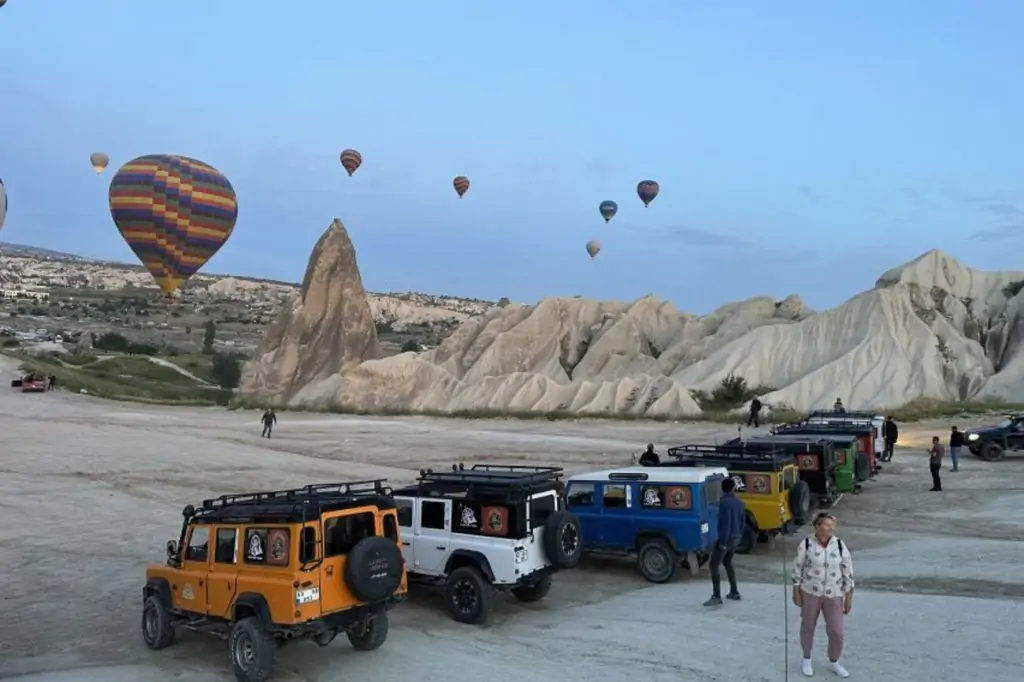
[637,443,660,467]
[704,476,746,606]
[792,512,855,678]
[261,408,277,438]
[747,397,762,428]
[928,436,944,491]
[949,426,964,472]
[883,416,898,462]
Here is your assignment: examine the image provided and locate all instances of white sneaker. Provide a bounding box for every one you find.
[801,658,814,677]
[828,660,850,678]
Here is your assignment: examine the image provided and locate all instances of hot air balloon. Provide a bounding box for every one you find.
[0,177,7,232]
[637,180,660,207]
[339,149,362,177]
[0,1,7,8]
[90,152,110,174]
[586,240,601,259]
[108,155,237,296]
[453,175,470,198]
[598,200,618,223]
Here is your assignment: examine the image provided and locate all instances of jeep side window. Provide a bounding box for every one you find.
[566,483,595,507]
[396,499,413,527]
[324,512,376,557]
[603,484,628,509]
[299,527,317,563]
[529,494,556,527]
[420,500,447,530]
[703,479,723,505]
[214,528,236,564]
[185,527,209,562]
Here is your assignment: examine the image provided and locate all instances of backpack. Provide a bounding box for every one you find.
[805,536,844,556]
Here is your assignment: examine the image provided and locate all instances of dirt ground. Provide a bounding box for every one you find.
[1,368,1022,680]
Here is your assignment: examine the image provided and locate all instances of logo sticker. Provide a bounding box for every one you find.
[642,487,661,507]
[460,506,478,528]
[750,475,769,493]
[731,475,747,491]
[247,532,264,561]
[182,584,194,600]
[481,506,509,535]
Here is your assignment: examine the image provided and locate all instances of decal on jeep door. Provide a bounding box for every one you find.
[664,486,692,510]
[798,455,820,471]
[246,530,265,562]
[460,506,478,528]
[267,528,289,566]
[481,506,508,535]
[747,474,770,494]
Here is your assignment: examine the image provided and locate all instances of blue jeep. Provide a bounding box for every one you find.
[564,466,728,583]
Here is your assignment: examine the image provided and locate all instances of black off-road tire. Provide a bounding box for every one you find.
[637,538,678,583]
[542,510,583,569]
[141,595,175,650]
[347,611,389,651]
[229,617,276,682]
[735,523,757,555]
[511,574,552,603]
[344,536,405,603]
[855,452,871,482]
[788,481,812,526]
[981,442,1006,462]
[444,565,494,625]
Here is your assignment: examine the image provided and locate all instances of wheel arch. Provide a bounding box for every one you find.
[143,578,171,607]
[233,592,273,627]
[445,549,495,582]
[635,529,678,553]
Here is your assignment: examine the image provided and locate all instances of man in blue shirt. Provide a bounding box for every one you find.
[705,476,747,606]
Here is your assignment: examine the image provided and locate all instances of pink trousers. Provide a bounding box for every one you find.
[799,590,845,661]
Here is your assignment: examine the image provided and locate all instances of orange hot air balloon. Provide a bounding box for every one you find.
[453,176,470,198]
[90,152,110,174]
[339,149,362,177]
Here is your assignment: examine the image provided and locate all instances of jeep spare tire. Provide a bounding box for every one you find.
[542,509,583,569]
[789,481,811,527]
[344,536,404,603]
[854,452,870,482]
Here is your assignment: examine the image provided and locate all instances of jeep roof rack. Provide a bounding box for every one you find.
[665,444,790,471]
[807,410,881,420]
[773,423,866,436]
[393,463,563,502]
[193,480,395,523]
[720,436,833,453]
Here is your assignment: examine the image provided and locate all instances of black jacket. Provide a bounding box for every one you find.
[950,430,965,448]
[750,398,762,414]
[884,420,898,443]
[638,450,660,467]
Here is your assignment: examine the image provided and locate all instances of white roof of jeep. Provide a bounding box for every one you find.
[567,466,729,484]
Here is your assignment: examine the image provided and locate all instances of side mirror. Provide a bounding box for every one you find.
[166,540,177,558]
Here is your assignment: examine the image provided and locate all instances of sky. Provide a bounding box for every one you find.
[1,0,1023,314]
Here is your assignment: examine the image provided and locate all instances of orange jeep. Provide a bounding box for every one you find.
[142,480,407,682]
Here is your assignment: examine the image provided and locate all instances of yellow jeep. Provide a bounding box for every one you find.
[664,445,812,553]
[142,480,407,682]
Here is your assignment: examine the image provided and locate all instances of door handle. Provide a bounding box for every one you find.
[198,580,204,587]
[435,545,446,550]
[401,542,410,546]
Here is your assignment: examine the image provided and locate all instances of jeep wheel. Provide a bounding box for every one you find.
[348,611,389,651]
[735,524,757,555]
[444,566,493,625]
[543,510,583,569]
[229,617,275,682]
[854,453,870,482]
[637,539,677,583]
[788,481,811,526]
[511,574,552,603]
[344,536,405,603]
[981,443,1006,462]
[141,595,174,650]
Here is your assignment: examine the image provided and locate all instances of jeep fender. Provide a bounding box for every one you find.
[635,530,678,554]
[233,593,273,628]
[143,578,171,607]
[445,550,495,582]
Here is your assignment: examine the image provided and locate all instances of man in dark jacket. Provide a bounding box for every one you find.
[747,397,762,428]
[883,416,898,462]
[705,476,747,606]
[261,409,277,438]
[637,443,660,467]
[949,425,964,472]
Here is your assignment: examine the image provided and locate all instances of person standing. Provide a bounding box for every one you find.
[747,397,762,428]
[832,398,846,413]
[637,443,660,467]
[792,512,855,678]
[949,426,964,472]
[261,408,277,438]
[929,436,944,491]
[704,476,746,606]
[883,416,898,462]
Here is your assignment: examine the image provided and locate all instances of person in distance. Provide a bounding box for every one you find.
[637,443,660,466]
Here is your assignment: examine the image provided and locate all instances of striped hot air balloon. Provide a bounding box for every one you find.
[90,152,110,174]
[339,149,362,177]
[453,175,470,198]
[598,200,618,223]
[637,180,659,207]
[0,177,7,232]
[108,155,238,295]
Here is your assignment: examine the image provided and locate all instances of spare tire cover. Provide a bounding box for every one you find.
[789,481,811,526]
[854,453,870,482]
[344,536,405,603]
[542,509,583,570]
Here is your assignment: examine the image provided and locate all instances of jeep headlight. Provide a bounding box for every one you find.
[967,433,979,441]
[514,548,528,564]
[700,522,709,534]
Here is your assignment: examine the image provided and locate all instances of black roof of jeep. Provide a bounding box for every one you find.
[665,444,792,472]
[393,464,564,503]
[807,410,881,420]
[189,480,396,524]
[771,424,864,442]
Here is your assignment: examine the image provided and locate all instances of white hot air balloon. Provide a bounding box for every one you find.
[586,239,601,259]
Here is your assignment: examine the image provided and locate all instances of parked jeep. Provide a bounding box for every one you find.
[664,445,811,553]
[142,480,407,682]
[772,425,870,493]
[393,464,583,625]
[964,415,1024,461]
[805,411,885,474]
[565,466,728,583]
[723,436,842,507]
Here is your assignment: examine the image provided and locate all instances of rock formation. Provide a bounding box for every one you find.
[238,219,379,404]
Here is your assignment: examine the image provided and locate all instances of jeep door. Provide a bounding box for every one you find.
[320,509,379,613]
[596,483,635,549]
[395,498,415,567]
[206,526,239,618]
[410,499,451,575]
[565,482,600,546]
[177,525,211,615]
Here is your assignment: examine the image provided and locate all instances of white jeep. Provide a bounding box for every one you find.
[393,464,583,624]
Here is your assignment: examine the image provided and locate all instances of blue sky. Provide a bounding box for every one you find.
[2,0,1023,313]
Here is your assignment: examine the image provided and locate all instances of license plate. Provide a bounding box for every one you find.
[700,522,709,534]
[295,587,320,605]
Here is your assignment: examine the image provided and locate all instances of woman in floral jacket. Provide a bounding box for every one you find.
[791,512,854,678]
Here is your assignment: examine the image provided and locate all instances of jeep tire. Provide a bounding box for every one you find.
[542,510,583,569]
[229,617,276,682]
[981,442,1006,462]
[511,574,552,603]
[444,565,493,625]
[637,538,678,583]
[141,595,174,650]
[344,536,405,603]
[854,452,870,482]
[347,611,389,651]
[735,523,757,555]
[788,481,812,526]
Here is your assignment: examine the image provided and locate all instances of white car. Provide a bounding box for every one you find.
[393,464,582,624]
